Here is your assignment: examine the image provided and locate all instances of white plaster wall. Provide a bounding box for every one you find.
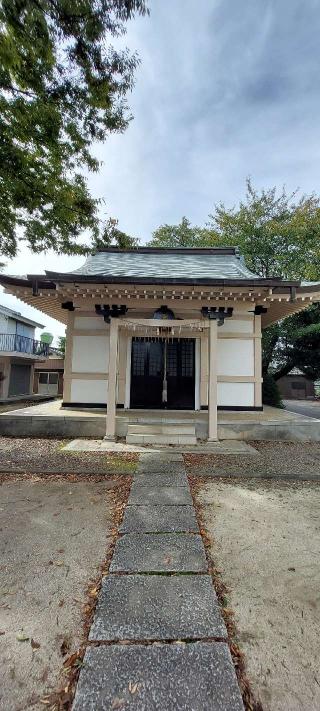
[218,382,254,406]
[70,379,107,403]
[217,339,254,377]
[72,335,109,373]
[74,316,106,330]
[221,318,253,334]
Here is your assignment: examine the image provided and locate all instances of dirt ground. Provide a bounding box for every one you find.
[0,478,115,711]
[0,437,137,475]
[197,477,320,711]
[185,441,320,479]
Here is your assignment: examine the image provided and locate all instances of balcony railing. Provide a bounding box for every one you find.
[0,334,49,356]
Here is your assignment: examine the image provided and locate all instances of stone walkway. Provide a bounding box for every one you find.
[72,452,244,710]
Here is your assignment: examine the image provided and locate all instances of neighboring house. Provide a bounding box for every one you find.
[278,368,315,400]
[0,304,48,401]
[1,246,320,441]
[34,355,64,397]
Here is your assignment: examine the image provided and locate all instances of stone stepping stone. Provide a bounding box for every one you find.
[110,533,208,573]
[130,471,188,487]
[120,505,198,533]
[89,574,226,641]
[136,463,186,475]
[128,485,192,506]
[139,452,183,462]
[72,642,244,710]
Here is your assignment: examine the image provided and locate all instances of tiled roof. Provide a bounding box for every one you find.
[55,249,259,281]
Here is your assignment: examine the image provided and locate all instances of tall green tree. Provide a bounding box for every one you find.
[92,217,138,249]
[262,305,320,381]
[0,0,148,258]
[149,216,215,248]
[57,335,66,355]
[208,179,320,280]
[151,181,320,383]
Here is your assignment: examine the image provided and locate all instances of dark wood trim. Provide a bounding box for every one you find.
[37,274,299,288]
[217,406,264,411]
[201,405,264,411]
[95,247,238,255]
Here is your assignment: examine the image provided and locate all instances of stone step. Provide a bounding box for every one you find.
[127,433,197,445]
[127,484,193,506]
[72,643,245,711]
[128,423,196,435]
[89,574,226,641]
[110,533,208,573]
[120,504,198,533]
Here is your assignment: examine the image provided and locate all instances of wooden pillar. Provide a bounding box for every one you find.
[254,315,262,407]
[105,319,119,441]
[208,318,218,441]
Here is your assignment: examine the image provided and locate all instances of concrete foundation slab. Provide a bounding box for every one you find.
[110,533,207,573]
[72,643,244,711]
[89,575,226,641]
[120,504,198,533]
[2,400,319,443]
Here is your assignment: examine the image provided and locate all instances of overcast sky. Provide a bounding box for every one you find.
[2,0,320,341]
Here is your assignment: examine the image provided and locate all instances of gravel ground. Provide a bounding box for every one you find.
[185,441,320,479]
[0,478,117,711]
[0,438,137,475]
[197,478,320,711]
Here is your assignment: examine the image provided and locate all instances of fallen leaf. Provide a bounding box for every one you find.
[111,698,125,709]
[63,651,79,668]
[128,681,139,694]
[16,631,29,642]
[54,560,64,567]
[60,638,71,656]
[31,638,41,649]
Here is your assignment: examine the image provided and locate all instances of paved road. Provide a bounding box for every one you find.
[284,399,320,420]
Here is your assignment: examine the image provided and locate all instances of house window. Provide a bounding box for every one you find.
[38,371,59,395]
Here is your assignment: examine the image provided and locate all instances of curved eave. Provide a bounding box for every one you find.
[261,289,320,327]
[42,272,299,289]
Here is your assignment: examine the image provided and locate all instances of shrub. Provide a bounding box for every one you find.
[262,373,284,408]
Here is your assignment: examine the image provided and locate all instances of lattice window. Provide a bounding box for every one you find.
[181,340,194,377]
[148,342,163,376]
[132,339,145,376]
[167,342,178,377]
